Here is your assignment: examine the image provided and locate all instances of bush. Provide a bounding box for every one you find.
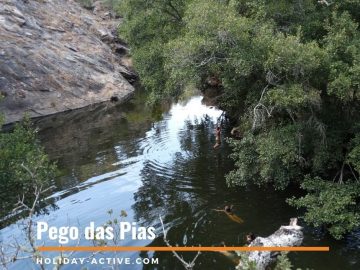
[0,119,57,225]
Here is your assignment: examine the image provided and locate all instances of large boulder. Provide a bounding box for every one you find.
[0,0,135,124]
[238,218,304,270]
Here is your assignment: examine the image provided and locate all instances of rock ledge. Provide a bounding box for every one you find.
[0,0,135,124]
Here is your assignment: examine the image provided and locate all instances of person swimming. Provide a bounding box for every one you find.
[246,232,256,244]
[216,233,257,265]
[217,241,241,265]
[212,205,244,224]
[224,205,233,214]
[213,126,221,149]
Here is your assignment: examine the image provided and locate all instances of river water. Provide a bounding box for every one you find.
[1,92,359,269]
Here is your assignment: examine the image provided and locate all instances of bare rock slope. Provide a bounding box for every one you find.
[0,0,135,124]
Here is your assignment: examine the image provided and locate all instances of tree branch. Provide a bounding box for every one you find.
[159,216,201,270]
[318,0,332,6]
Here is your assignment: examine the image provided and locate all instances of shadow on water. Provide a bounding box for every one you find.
[1,90,359,270]
[35,91,165,193]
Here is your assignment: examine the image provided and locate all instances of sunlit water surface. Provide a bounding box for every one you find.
[1,93,359,270]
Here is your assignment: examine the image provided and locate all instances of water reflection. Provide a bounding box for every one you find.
[1,93,359,270]
[133,116,228,221]
[134,102,219,202]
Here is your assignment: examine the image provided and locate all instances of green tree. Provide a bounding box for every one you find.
[118,0,189,103]
[288,176,360,239]
[0,119,57,225]
[118,0,360,238]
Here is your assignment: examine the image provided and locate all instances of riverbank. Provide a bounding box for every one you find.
[0,0,135,124]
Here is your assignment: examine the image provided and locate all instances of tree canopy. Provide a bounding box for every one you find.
[118,0,360,238]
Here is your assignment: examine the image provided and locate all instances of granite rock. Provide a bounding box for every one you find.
[0,0,136,124]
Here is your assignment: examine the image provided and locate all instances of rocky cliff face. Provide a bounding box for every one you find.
[0,0,136,124]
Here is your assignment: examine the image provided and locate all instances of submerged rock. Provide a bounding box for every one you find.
[0,0,135,124]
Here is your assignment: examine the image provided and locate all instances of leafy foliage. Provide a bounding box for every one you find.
[118,0,360,238]
[0,120,57,224]
[273,252,294,270]
[118,0,189,103]
[288,176,360,239]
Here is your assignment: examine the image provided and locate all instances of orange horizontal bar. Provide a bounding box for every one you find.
[38,246,329,252]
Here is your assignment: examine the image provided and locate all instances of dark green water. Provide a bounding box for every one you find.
[1,92,359,269]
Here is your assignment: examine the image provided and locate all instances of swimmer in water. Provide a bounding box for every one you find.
[217,241,240,265]
[245,232,256,244]
[213,126,221,149]
[225,205,233,214]
[212,205,244,224]
[217,234,256,264]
